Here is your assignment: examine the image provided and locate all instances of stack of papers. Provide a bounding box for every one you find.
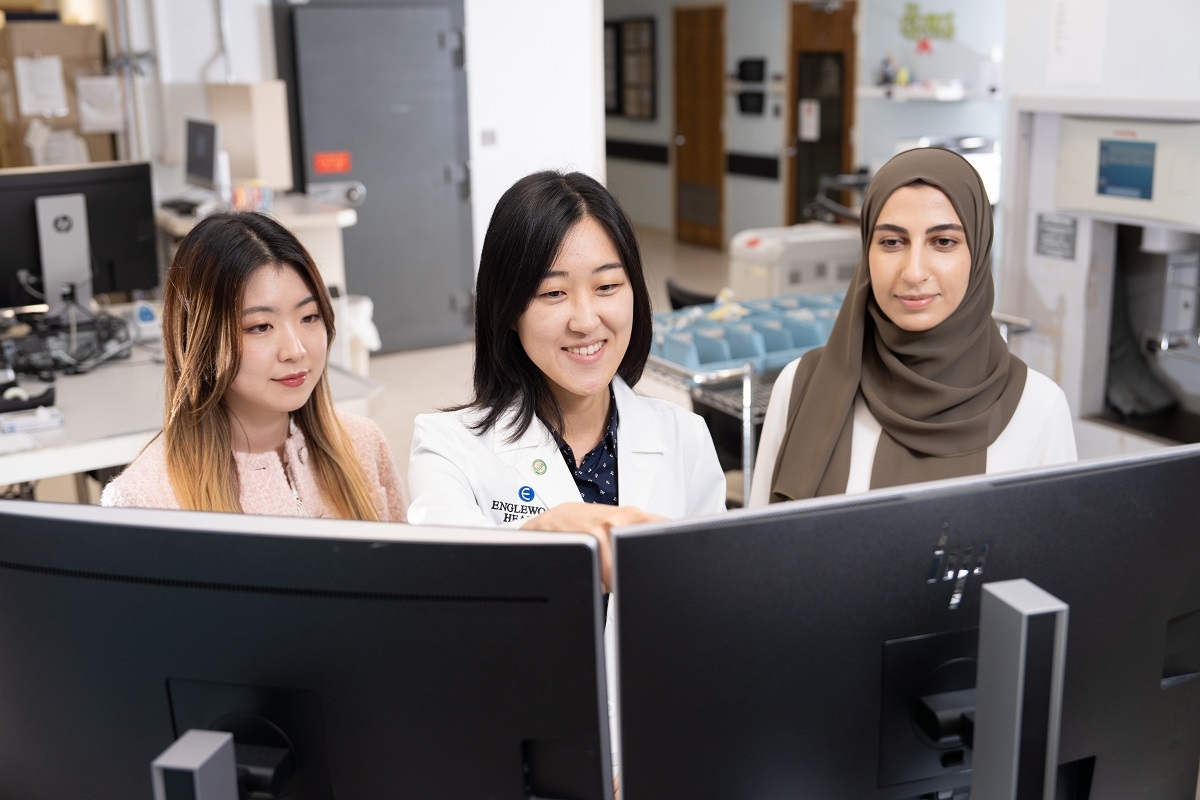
[0,405,64,434]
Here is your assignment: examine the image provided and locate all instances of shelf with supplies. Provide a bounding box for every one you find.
[856,81,975,102]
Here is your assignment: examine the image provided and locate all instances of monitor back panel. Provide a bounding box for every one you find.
[615,449,1200,800]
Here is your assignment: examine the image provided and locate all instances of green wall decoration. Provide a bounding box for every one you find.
[899,3,955,41]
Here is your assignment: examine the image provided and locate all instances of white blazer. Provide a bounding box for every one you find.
[408,376,727,527]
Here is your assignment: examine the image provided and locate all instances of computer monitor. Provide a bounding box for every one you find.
[185,118,221,191]
[0,502,612,800]
[613,445,1200,799]
[0,161,158,312]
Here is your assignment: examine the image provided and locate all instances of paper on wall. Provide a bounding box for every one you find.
[42,129,91,166]
[23,118,52,154]
[799,98,820,143]
[13,55,69,118]
[25,119,90,166]
[76,75,125,133]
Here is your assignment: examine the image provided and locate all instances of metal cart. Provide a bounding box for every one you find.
[644,355,775,505]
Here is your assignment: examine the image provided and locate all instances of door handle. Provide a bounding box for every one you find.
[307,180,367,208]
[674,135,686,146]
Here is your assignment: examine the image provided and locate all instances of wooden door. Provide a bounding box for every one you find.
[787,2,857,224]
[674,7,724,249]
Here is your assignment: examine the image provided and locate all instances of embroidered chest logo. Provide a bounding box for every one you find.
[490,486,546,523]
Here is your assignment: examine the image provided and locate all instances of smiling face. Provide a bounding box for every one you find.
[223,263,329,430]
[514,215,633,408]
[868,184,972,332]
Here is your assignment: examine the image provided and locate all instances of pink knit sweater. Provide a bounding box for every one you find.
[101,411,406,521]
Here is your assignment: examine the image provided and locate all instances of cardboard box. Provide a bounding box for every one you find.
[0,21,115,168]
[207,81,294,191]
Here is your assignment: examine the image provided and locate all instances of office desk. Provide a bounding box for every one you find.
[0,350,382,488]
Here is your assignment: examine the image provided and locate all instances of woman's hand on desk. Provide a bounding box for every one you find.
[521,503,664,592]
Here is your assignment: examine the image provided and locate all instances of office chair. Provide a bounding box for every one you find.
[665,277,717,311]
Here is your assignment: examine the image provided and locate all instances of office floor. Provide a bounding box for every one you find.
[36,227,730,503]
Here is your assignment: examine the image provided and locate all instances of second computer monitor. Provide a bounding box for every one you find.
[614,445,1200,799]
[0,161,157,313]
[184,118,220,191]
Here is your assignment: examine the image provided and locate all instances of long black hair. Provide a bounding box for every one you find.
[465,170,652,441]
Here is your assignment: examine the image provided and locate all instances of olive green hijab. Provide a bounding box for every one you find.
[770,147,1027,501]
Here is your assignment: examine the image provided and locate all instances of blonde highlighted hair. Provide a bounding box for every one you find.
[160,211,381,520]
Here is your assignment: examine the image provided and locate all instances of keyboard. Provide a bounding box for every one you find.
[160,198,199,216]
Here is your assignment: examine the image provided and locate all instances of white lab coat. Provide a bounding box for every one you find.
[407,376,727,527]
[408,375,727,777]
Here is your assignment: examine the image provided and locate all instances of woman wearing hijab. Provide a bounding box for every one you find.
[748,147,1076,505]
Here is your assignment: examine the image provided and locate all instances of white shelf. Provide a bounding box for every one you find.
[857,82,968,102]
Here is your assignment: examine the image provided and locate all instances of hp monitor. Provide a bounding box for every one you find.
[614,444,1200,799]
[0,161,158,312]
[0,502,612,800]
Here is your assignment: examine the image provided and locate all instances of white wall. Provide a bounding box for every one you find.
[725,0,789,237]
[464,0,607,269]
[1004,0,1200,102]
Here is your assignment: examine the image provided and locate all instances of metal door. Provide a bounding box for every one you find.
[293,5,472,353]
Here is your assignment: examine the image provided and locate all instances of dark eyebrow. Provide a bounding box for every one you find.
[927,223,965,235]
[873,223,965,236]
[542,262,625,279]
[241,295,318,317]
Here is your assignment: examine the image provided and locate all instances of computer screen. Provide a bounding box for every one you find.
[613,445,1200,799]
[0,161,158,311]
[0,502,612,800]
[185,118,220,191]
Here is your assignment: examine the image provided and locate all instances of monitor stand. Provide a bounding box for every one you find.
[151,730,239,800]
[34,193,93,315]
[972,579,1068,800]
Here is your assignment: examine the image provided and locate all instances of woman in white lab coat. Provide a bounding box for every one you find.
[409,171,725,784]
[408,170,726,575]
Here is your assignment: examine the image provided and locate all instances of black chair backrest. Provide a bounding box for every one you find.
[665,277,716,310]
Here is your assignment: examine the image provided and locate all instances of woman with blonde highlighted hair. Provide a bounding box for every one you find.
[102,211,405,520]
